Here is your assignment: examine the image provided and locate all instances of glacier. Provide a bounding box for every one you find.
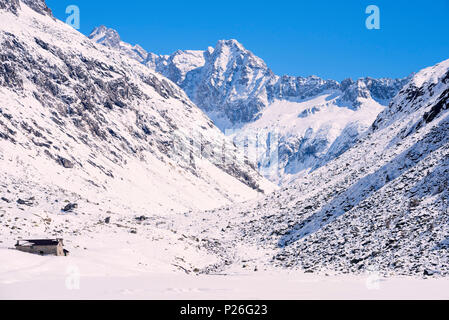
[89,26,411,183]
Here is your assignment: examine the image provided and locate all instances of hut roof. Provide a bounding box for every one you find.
[16,239,62,246]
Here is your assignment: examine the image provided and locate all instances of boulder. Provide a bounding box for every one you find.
[62,203,78,212]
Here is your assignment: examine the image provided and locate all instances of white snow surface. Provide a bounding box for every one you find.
[0,1,448,300]
[2,248,449,299]
[0,3,274,217]
[90,26,410,184]
[196,57,449,277]
[229,94,385,183]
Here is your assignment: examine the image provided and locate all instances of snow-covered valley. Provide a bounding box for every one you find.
[3,246,449,299]
[1,0,448,300]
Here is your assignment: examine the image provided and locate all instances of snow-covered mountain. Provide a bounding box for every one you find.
[0,0,51,16]
[1,1,448,297]
[0,0,273,222]
[186,58,449,276]
[89,26,410,183]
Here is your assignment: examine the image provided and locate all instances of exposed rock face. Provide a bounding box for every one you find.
[89,26,411,183]
[90,26,121,48]
[57,156,74,169]
[0,3,273,216]
[182,39,274,124]
[89,26,149,63]
[0,0,52,16]
[365,77,412,101]
[193,58,449,277]
[372,62,449,132]
[90,27,409,126]
[0,0,20,15]
[151,49,206,85]
[337,79,371,109]
[22,0,52,16]
[17,197,35,206]
[268,75,340,102]
[62,203,78,212]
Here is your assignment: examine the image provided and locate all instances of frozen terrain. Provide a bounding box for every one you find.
[2,248,449,299]
[0,0,448,300]
[0,0,273,217]
[90,26,411,182]
[192,58,449,277]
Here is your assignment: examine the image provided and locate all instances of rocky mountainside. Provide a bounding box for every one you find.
[1,0,448,283]
[91,27,410,126]
[0,0,273,224]
[90,26,411,183]
[0,0,51,16]
[184,58,449,276]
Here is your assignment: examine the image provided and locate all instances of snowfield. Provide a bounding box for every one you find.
[91,26,411,184]
[0,0,448,300]
[228,95,386,183]
[0,1,274,214]
[2,248,449,300]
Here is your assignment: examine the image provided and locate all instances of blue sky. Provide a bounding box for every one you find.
[46,0,449,81]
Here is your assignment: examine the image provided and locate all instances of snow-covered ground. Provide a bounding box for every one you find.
[1,0,448,301]
[0,1,273,216]
[2,248,449,300]
[228,94,385,183]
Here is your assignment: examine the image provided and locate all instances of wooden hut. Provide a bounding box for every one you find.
[15,238,69,256]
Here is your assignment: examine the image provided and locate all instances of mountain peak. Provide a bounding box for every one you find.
[210,38,268,73]
[89,25,151,63]
[217,39,244,47]
[372,58,449,131]
[214,39,247,54]
[0,0,52,16]
[23,0,52,16]
[89,25,121,48]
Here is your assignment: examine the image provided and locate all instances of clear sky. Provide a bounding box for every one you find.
[46,0,449,81]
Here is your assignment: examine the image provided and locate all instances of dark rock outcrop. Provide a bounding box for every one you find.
[0,0,20,15]
[22,0,52,16]
[62,203,78,212]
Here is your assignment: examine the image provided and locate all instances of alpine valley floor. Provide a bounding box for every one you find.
[2,248,449,300]
[1,0,449,300]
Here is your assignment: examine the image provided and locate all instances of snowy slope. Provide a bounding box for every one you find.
[0,0,274,223]
[1,1,448,300]
[229,94,386,183]
[0,0,276,293]
[90,26,410,183]
[1,57,448,299]
[179,58,449,277]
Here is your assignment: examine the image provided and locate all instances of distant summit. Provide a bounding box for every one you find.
[90,26,412,182]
